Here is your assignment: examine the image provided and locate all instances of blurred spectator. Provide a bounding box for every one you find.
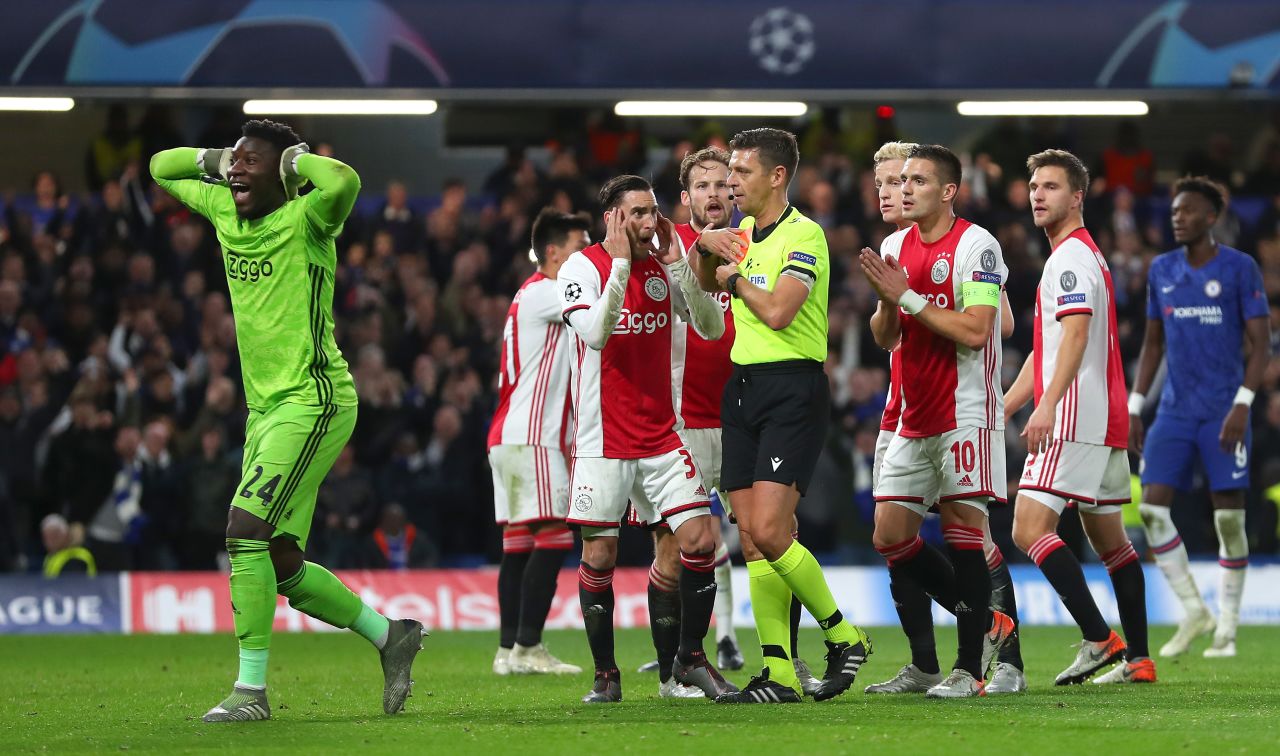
[361,502,437,569]
[653,139,695,205]
[85,104,141,191]
[137,419,180,569]
[6,171,76,247]
[1182,132,1238,189]
[43,389,117,528]
[83,425,144,572]
[41,513,96,577]
[425,178,478,280]
[585,110,643,175]
[178,425,238,570]
[371,180,423,254]
[484,143,538,198]
[1244,140,1280,196]
[973,117,1032,187]
[316,446,379,567]
[1100,122,1155,197]
[543,148,593,216]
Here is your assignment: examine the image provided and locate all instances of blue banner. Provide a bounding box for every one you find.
[0,574,124,634]
[3,1,1278,90]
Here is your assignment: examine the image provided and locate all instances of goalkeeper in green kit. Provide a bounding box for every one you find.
[151,120,425,723]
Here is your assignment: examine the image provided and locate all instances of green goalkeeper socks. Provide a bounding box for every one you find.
[277,562,390,649]
[352,604,391,649]
[747,559,798,688]
[769,540,858,645]
[227,538,276,688]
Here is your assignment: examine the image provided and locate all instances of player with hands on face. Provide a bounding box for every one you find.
[559,175,733,704]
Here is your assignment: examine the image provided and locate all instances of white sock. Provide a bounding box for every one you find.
[712,540,734,643]
[1213,509,1248,639]
[1139,503,1208,618]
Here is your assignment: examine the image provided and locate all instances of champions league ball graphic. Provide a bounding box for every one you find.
[9,0,449,86]
[749,7,815,77]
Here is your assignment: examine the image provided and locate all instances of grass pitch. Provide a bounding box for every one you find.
[5,625,1278,754]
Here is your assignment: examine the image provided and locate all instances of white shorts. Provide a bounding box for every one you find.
[679,427,722,492]
[567,447,712,538]
[489,444,569,526]
[875,427,1007,517]
[872,428,893,495]
[1018,440,1130,515]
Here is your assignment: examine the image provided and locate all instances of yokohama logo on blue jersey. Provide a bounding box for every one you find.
[1146,245,1268,418]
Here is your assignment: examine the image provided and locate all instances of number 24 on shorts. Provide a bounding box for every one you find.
[241,465,283,504]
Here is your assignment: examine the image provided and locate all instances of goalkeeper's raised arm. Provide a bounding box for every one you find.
[150,119,359,230]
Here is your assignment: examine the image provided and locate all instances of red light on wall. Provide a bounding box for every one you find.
[876,105,895,119]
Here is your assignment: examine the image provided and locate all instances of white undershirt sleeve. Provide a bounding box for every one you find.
[562,258,630,351]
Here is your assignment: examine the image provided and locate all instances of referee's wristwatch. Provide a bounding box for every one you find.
[726,272,744,298]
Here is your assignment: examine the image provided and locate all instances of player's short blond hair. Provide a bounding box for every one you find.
[873,141,918,165]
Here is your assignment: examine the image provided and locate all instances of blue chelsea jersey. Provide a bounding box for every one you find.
[1146,245,1267,420]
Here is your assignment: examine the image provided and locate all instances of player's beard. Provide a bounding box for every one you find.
[694,201,729,231]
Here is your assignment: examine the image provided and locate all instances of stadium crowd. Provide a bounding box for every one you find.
[3,107,1280,574]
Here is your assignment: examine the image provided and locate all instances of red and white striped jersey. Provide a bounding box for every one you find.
[671,223,734,430]
[1033,228,1128,449]
[486,272,571,450]
[880,218,1006,437]
[559,244,683,459]
[880,350,903,432]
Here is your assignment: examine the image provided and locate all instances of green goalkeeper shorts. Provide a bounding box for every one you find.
[231,402,357,549]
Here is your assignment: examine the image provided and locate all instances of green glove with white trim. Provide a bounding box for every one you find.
[280,142,311,199]
[197,148,232,185]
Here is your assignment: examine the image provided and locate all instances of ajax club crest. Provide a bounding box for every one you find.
[931,258,951,284]
[645,275,669,302]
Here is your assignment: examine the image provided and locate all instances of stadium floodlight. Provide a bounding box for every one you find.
[0,96,75,111]
[956,100,1149,117]
[614,101,808,117]
[242,99,438,115]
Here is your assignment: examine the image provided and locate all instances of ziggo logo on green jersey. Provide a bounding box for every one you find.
[225,252,274,283]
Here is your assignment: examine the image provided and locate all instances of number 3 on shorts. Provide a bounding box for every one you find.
[240,464,283,505]
[678,449,697,480]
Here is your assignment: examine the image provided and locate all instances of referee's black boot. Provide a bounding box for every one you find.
[813,632,873,702]
[714,669,802,704]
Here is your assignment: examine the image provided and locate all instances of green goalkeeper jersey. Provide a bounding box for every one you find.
[150,148,358,411]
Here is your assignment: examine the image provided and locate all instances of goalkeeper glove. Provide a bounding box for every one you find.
[280,142,311,200]
[197,148,232,185]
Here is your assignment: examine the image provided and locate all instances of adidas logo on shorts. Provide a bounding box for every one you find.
[694,485,707,496]
[958,474,974,487]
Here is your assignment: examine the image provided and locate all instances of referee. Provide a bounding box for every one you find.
[696,128,871,704]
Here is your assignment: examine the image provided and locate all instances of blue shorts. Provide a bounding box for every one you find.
[1140,411,1251,492]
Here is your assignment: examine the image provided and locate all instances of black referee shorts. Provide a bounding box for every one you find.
[720,359,829,496]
